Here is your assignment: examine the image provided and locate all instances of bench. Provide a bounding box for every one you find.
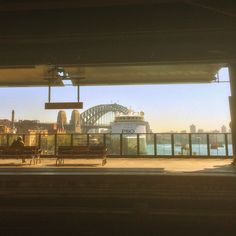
[0,146,42,165]
[57,145,107,166]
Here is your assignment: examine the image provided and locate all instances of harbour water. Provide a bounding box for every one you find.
[146,144,233,156]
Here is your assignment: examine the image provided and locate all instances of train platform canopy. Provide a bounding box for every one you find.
[0,63,224,87]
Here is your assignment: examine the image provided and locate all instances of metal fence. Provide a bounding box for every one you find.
[0,133,233,157]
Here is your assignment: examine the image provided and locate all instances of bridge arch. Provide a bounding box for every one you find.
[80,104,129,133]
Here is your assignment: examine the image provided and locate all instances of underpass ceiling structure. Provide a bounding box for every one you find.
[0,0,235,86]
[0,64,223,87]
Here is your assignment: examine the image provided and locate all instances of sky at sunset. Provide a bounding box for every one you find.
[0,68,231,132]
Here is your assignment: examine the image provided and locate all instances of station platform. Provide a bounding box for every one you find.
[0,157,234,176]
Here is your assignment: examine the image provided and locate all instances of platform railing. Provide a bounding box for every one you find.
[0,133,233,157]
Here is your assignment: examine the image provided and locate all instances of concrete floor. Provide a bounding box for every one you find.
[0,157,235,175]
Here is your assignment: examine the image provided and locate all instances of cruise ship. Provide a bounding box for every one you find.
[111,110,148,155]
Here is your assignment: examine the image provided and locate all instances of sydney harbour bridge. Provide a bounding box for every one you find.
[80,103,129,133]
[57,103,150,133]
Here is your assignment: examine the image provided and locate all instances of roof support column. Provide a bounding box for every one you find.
[229,64,236,163]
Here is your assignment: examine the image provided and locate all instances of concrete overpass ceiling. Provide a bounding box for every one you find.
[1,1,235,36]
[0,0,235,66]
[0,63,223,87]
[0,1,235,13]
[69,63,223,85]
[0,1,190,11]
[0,65,63,86]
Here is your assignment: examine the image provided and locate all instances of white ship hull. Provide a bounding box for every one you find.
[111,121,147,155]
[111,122,146,134]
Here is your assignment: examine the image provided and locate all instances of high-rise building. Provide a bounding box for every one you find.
[190,124,196,133]
[221,125,227,133]
[70,110,81,133]
[57,111,67,129]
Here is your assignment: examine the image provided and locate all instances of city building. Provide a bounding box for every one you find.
[0,125,11,134]
[212,130,220,133]
[69,110,81,133]
[56,110,82,133]
[190,124,196,133]
[198,129,204,133]
[16,120,57,134]
[57,111,67,130]
[25,129,48,146]
[221,125,227,133]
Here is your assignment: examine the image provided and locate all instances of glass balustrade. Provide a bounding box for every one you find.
[156,134,172,156]
[0,133,233,158]
[140,134,155,155]
[89,134,104,145]
[40,134,56,155]
[105,134,121,155]
[24,134,39,146]
[191,134,208,156]
[173,134,190,156]
[122,134,138,155]
[73,134,88,146]
[57,134,71,147]
[209,134,226,156]
[0,134,8,146]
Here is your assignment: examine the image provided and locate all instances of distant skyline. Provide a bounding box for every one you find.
[0,68,231,133]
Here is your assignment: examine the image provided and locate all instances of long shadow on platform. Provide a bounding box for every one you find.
[187,164,236,174]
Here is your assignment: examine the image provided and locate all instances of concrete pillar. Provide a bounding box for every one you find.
[229,64,236,162]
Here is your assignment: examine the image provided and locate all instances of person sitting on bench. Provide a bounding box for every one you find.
[11,136,25,163]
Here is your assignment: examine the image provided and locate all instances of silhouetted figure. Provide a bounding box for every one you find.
[11,136,24,148]
[11,136,25,163]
